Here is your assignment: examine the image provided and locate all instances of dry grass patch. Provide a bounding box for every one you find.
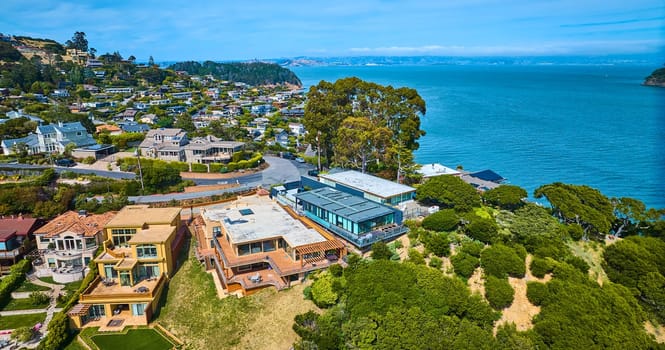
[494,276,541,334]
[567,240,608,285]
[645,321,665,344]
[467,267,485,297]
[157,240,320,350]
[236,284,319,350]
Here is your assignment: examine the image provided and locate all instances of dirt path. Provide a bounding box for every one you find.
[493,254,545,334]
[235,283,319,350]
[467,267,485,297]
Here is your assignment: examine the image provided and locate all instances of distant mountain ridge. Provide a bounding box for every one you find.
[167,61,301,86]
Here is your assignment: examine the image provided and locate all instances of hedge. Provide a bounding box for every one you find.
[0,259,31,309]
[190,163,208,173]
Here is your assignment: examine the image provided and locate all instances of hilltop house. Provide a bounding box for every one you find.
[318,170,416,206]
[68,205,186,329]
[294,187,407,249]
[33,211,116,283]
[197,194,346,296]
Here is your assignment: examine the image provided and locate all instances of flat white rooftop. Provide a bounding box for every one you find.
[417,163,460,177]
[202,195,326,247]
[319,170,415,199]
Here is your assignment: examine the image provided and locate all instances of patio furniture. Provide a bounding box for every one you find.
[249,274,262,283]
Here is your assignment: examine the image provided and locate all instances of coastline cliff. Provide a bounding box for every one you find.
[643,67,665,87]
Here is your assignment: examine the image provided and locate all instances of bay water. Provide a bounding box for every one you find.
[292,64,665,209]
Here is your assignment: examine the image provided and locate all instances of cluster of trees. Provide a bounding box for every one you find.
[303,77,425,178]
[293,178,665,349]
[167,61,302,86]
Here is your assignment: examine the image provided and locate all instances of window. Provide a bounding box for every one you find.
[250,242,262,254]
[212,226,221,237]
[238,244,250,256]
[137,264,160,280]
[119,271,131,286]
[89,304,106,318]
[104,264,118,278]
[263,240,275,252]
[136,244,158,258]
[132,303,146,316]
[111,228,137,247]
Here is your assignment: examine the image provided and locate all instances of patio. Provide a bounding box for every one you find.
[80,275,164,301]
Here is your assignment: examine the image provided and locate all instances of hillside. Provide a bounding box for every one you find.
[168,61,301,86]
[644,67,665,87]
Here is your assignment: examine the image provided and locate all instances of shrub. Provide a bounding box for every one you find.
[526,281,549,306]
[0,259,31,309]
[303,286,312,300]
[393,239,403,249]
[422,209,458,232]
[311,274,338,308]
[465,217,499,244]
[429,256,443,269]
[407,249,425,265]
[328,264,343,277]
[530,257,555,278]
[371,241,392,260]
[567,224,584,240]
[29,291,50,305]
[459,240,485,257]
[209,163,223,172]
[565,256,590,275]
[11,326,34,342]
[451,252,480,278]
[82,156,96,164]
[485,275,515,309]
[424,232,450,257]
[481,244,526,278]
[190,163,208,173]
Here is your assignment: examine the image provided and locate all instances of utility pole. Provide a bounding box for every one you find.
[316,130,321,171]
[134,149,144,194]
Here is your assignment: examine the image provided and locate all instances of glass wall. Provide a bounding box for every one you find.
[136,244,158,258]
[237,239,278,256]
[111,228,137,247]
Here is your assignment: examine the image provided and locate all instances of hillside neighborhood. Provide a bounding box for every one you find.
[0,30,664,350]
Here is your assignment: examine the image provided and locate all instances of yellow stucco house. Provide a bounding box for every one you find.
[68,205,186,329]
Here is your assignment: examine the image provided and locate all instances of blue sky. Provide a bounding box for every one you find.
[1,0,663,61]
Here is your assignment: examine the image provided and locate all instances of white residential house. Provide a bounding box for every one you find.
[33,211,116,283]
[139,128,188,161]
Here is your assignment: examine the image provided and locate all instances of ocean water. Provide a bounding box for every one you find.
[291,64,665,209]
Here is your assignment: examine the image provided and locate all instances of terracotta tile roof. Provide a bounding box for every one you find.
[34,211,116,238]
[0,216,42,237]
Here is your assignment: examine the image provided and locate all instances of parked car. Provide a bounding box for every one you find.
[55,158,75,167]
[295,157,305,163]
[307,169,320,177]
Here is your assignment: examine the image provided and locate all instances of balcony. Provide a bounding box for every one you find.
[52,265,86,283]
[0,247,23,259]
[79,274,165,302]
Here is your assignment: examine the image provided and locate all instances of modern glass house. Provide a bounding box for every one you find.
[295,187,407,248]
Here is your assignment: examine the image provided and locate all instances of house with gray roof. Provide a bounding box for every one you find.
[2,121,96,156]
[139,128,188,161]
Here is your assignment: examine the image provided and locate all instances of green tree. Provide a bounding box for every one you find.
[465,217,499,244]
[483,185,527,210]
[334,116,393,172]
[481,244,525,278]
[407,249,425,265]
[371,241,392,260]
[422,209,458,232]
[11,326,34,343]
[303,77,425,172]
[65,31,88,52]
[451,252,480,278]
[484,275,515,309]
[534,183,614,236]
[425,232,450,257]
[416,175,481,212]
[311,273,339,308]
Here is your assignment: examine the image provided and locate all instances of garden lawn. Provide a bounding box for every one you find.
[15,281,51,292]
[2,297,49,311]
[0,313,46,329]
[38,276,60,285]
[91,329,172,350]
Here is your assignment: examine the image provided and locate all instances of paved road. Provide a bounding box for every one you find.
[185,156,314,187]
